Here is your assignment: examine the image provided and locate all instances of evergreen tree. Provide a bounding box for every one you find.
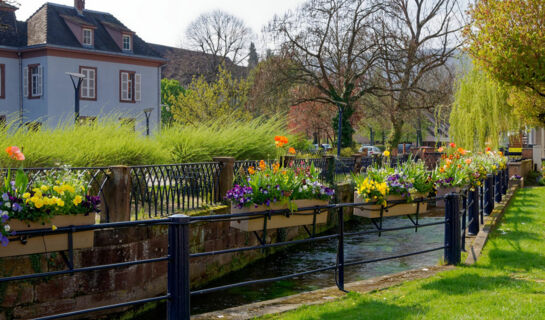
[248,42,259,69]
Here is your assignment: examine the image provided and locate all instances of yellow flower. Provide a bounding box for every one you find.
[22,193,31,199]
[383,150,390,157]
[53,186,61,193]
[55,198,65,207]
[40,185,49,191]
[32,188,41,193]
[52,225,57,231]
[73,195,83,206]
[34,198,44,209]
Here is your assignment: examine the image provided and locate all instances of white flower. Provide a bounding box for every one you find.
[4,224,10,232]
[2,211,7,216]
[303,185,308,190]
[4,202,10,209]
[298,187,302,192]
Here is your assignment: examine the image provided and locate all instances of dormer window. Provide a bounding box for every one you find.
[122,34,132,51]
[82,28,93,46]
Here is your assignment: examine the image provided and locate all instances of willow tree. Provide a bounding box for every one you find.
[449,66,520,150]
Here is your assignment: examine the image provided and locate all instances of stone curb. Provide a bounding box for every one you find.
[464,185,519,265]
[193,265,453,320]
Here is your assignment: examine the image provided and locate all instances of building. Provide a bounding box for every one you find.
[0,0,165,130]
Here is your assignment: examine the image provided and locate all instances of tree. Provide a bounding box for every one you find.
[464,0,545,98]
[248,42,259,69]
[375,0,464,148]
[161,79,185,127]
[171,65,252,125]
[267,0,383,151]
[246,55,296,117]
[449,65,520,150]
[185,10,254,67]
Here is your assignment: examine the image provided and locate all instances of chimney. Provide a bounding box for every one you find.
[74,0,85,15]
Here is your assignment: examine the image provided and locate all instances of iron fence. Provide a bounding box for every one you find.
[0,168,510,319]
[129,162,222,220]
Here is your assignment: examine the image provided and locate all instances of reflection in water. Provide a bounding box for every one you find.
[191,217,443,314]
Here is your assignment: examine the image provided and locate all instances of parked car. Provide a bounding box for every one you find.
[321,144,333,151]
[359,145,381,155]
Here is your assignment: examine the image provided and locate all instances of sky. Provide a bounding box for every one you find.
[15,0,307,50]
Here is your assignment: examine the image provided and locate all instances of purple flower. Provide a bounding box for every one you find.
[1,193,8,201]
[0,235,8,247]
[12,203,22,212]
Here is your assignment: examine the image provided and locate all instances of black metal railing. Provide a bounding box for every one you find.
[0,168,511,319]
[130,162,222,220]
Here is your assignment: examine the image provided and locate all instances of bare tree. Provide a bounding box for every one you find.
[375,0,465,147]
[268,0,383,153]
[185,10,254,67]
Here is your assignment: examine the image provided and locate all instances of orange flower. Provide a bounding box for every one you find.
[457,147,466,155]
[259,160,267,170]
[272,162,280,173]
[5,146,25,161]
[248,166,255,175]
[440,167,445,173]
[465,158,472,165]
[438,146,444,152]
[498,151,503,156]
[449,142,456,148]
[288,147,296,154]
[274,136,289,147]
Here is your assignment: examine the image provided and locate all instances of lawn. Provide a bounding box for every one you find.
[261,187,545,320]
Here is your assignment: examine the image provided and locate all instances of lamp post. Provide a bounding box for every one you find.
[66,72,86,124]
[143,108,154,136]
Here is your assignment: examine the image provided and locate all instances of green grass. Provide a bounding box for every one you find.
[0,115,300,167]
[261,187,545,320]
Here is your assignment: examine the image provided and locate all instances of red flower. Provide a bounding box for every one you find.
[449,142,456,148]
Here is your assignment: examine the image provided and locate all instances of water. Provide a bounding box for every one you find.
[190,216,444,315]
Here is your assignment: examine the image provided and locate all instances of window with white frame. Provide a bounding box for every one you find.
[120,71,141,102]
[80,67,96,100]
[82,28,93,46]
[23,64,43,99]
[122,34,132,51]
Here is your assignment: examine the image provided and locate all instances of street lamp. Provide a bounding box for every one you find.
[66,72,86,123]
[143,108,154,136]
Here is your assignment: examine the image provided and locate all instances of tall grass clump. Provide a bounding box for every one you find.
[0,114,298,167]
[159,115,295,163]
[0,116,166,167]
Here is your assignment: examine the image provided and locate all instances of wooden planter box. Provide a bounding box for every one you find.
[354,193,429,218]
[435,186,461,208]
[0,213,97,258]
[230,200,329,232]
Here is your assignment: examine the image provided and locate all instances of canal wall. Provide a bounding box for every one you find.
[0,184,353,319]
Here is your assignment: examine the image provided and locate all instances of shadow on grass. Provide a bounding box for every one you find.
[419,272,532,295]
[303,295,422,320]
[487,248,545,271]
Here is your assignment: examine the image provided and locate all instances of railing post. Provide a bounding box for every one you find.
[468,187,480,236]
[102,165,132,222]
[213,157,235,201]
[494,173,502,203]
[501,168,508,195]
[168,214,191,320]
[352,154,363,174]
[336,206,345,291]
[444,193,461,265]
[323,155,335,185]
[484,174,494,216]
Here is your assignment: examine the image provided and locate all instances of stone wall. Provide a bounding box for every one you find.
[508,159,533,179]
[0,184,354,319]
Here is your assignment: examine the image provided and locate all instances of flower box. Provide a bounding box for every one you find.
[435,186,461,208]
[354,193,429,218]
[0,213,97,258]
[230,200,329,232]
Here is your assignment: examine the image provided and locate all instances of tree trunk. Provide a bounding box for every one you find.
[388,118,404,150]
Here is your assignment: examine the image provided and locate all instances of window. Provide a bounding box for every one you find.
[79,66,96,100]
[82,28,93,46]
[119,71,141,103]
[77,116,97,126]
[23,64,43,99]
[0,64,4,99]
[122,34,132,51]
